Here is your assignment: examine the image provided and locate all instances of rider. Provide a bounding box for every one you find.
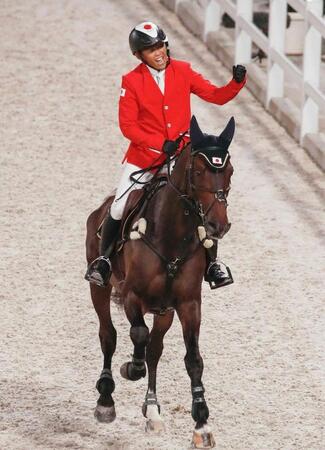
[85,21,246,288]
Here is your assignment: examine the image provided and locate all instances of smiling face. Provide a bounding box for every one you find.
[136,42,168,70]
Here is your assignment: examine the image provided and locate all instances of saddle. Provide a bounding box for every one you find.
[96,175,168,245]
[119,175,168,245]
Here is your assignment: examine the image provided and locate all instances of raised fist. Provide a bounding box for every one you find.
[232,65,246,83]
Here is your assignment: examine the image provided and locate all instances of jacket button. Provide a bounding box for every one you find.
[167,123,171,128]
[164,105,169,110]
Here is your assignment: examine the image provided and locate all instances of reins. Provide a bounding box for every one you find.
[114,157,165,202]
[115,131,188,202]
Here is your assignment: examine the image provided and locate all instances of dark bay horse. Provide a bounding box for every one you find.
[85,116,235,448]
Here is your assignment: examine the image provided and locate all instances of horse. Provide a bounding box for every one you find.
[85,115,235,449]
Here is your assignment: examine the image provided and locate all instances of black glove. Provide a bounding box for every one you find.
[232,65,246,83]
[162,139,178,156]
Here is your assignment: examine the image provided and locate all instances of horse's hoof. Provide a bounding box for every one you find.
[120,362,130,380]
[191,425,215,449]
[94,404,116,423]
[120,362,146,381]
[145,418,165,434]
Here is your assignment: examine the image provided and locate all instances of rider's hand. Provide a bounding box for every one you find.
[232,65,246,83]
[162,139,178,156]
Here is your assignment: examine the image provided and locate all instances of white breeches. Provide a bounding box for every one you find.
[110,163,154,220]
[110,161,173,220]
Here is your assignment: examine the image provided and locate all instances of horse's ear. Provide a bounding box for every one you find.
[190,115,205,147]
[219,116,235,148]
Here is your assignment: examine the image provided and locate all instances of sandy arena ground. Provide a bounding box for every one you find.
[0,1,324,449]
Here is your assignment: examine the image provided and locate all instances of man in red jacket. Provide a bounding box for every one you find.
[85,21,246,288]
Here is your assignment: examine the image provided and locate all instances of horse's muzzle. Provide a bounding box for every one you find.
[208,222,231,239]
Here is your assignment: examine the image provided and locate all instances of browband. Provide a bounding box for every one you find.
[192,145,229,170]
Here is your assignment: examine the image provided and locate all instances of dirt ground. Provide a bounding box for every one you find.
[0,1,324,449]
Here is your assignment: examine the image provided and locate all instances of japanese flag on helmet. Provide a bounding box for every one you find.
[129,22,168,54]
[135,22,168,42]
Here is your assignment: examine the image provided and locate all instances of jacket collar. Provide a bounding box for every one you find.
[139,59,174,98]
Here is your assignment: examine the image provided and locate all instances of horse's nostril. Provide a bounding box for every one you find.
[207,222,231,239]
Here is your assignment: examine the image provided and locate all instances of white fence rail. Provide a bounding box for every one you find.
[203,0,325,144]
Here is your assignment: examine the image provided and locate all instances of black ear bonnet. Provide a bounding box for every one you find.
[190,116,235,170]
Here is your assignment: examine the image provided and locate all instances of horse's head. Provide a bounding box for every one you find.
[189,115,235,239]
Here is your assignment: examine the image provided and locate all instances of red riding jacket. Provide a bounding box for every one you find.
[119,58,245,169]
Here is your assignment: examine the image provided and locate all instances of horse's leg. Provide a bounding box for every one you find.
[120,292,148,381]
[142,311,174,433]
[90,283,117,423]
[177,301,215,449]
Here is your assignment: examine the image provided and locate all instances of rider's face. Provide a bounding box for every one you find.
[138,42,168,70]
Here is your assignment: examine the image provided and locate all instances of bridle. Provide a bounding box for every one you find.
[188,150,230,213]
[166,146,231,221]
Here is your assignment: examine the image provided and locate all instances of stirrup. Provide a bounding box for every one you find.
[84,256,112,287]
[205,261,234,290]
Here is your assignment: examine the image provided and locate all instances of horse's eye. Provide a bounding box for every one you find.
[195,170,201,176]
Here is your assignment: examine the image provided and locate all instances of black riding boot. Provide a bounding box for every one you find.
[204,244,234,289]
[85,214,121,287]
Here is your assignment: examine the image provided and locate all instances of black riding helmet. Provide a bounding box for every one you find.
[129,22,169,54]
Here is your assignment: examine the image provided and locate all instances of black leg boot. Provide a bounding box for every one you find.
[204,244,234,290]
[85,214,121,287]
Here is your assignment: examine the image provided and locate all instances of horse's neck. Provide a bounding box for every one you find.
[170,145,190,191]
[150,147,191,238]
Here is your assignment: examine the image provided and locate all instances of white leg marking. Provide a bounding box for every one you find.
[191,424,215,449]
[145,405,165,433]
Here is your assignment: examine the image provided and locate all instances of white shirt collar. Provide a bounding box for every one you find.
[146,65,165,94]
[146,64,165,78]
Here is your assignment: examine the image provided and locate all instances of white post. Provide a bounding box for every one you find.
[203,0,222,42]
[175,0,182,12]
[266,0,287,107]
[235,0,253,65]
[300,0,323,142]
